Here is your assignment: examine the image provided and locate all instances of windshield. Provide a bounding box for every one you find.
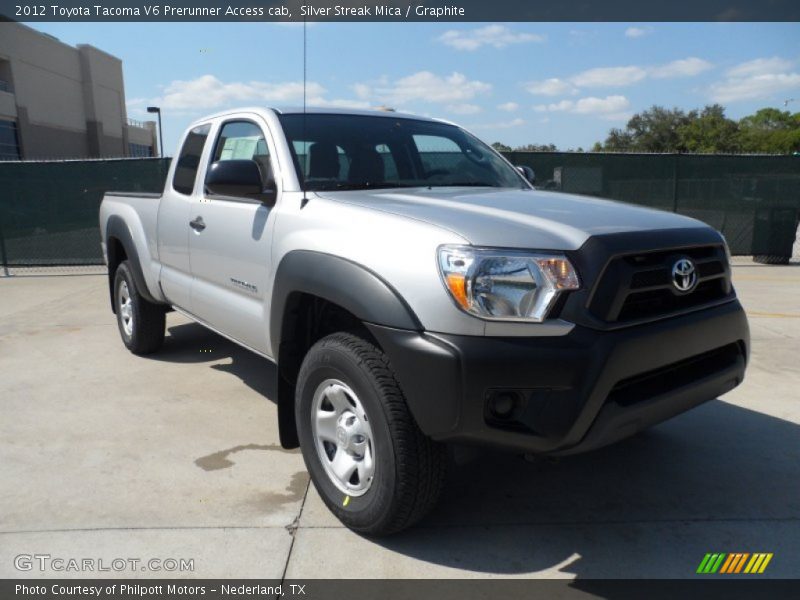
[277,113,527,191]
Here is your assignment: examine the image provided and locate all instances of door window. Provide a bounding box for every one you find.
[210,121,273,185]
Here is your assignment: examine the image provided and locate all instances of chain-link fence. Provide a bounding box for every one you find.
[0,153,798,271]
[0,158,169,271]
[505,152,800,264]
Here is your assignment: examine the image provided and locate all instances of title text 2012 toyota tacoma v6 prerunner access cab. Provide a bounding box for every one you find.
[100,108,749,535]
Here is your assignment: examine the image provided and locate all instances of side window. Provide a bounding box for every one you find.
[412,134,463,174]
[376,144,399,180]
[211,121,273,183]
[172,124,211,195]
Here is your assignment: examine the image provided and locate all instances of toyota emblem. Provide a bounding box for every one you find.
[672,258,698,293]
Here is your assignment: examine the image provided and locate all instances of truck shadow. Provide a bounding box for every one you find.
[372,401,800,579]
[150,321,278,403]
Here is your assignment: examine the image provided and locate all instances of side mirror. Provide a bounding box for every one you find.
[516,165,536,186]
[206,160,276,205]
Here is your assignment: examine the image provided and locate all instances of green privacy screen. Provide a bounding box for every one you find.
[0,158,170,266]
[0,153,798,267]
[506,152,800,260]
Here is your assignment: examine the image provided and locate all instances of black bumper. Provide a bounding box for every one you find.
[366,300,749,455]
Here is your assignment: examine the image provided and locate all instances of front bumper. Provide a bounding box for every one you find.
[366,300,749,455]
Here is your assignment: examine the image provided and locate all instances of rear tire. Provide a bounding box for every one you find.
[114,261,165,355]
[296,332,446,535]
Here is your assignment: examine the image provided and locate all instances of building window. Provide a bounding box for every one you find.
[0,58,13,94]
[0,119,21,160]
[128,143,153,158]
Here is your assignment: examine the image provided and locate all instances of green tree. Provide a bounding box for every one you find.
[594,128,634,152]
[595,104,800,154]
[623,106,692,152]
[491,142,512,152]
[678,105,741,153]
[514,143,558,152]
[737,108,800,154]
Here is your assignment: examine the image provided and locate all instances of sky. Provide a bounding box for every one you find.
[31,21,800,153]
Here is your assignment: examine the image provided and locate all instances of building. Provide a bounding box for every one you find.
[0,21,157,160]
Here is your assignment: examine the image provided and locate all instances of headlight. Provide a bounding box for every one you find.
[438,245,580,322]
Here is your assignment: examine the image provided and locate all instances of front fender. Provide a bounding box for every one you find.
[269,250,421,354]
[270,250,422,448]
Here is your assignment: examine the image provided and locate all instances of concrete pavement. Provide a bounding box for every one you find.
[0,264,798,580]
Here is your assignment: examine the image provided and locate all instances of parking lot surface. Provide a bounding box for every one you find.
[1,263,798,579]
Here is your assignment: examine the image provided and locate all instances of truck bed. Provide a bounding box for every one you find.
[104,191,162,199]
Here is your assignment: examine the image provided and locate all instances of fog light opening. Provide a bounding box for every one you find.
[488,390,520,420]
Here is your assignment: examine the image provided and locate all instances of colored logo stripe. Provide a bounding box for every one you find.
[720,553,749,573]
[744,553,774,574]
[697,552,773,574]
[697,553,726,573]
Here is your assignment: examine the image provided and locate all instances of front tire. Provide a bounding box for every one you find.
[114,261,165,355]
[296,332,446,535]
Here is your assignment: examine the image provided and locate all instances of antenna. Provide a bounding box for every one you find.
[301,15,309,208]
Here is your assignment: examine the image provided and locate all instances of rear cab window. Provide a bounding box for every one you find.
[172,124,211,195]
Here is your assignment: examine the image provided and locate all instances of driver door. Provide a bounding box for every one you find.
[188,118,278,355]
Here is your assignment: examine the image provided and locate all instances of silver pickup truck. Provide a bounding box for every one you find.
[100,107,749,535]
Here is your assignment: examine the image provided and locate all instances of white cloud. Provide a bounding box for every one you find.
[709,57,800,102]
[352,83,371,100]
[526,58,714,98]
[470,118,526,130]
[356,71,491,105]
[534,95,630,116]
[313,98,372,109]
[151,74,366,111]
[534,100,574,113]
[711,73,800,102]
[525,78,576,96]
[156,75,319,110]
[726,57,794,79]
[651,57,713,79]
[573,95,630,114]
[438,25,545,51]
[497,102,519,112]
[625,26,653,38]
[447,103,482,115]
[571,66,648,88]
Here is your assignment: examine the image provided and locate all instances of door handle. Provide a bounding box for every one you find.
[189,216,206,232]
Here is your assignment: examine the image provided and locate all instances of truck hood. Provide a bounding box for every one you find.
[321,187,710,250]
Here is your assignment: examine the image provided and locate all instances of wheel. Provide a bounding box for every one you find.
[113,261,165,355]
[296,332,447,535]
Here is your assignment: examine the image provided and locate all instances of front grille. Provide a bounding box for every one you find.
[607,343,744,407]
[589,245,732,324]
[618,279,727,321]
[631,268,670,289]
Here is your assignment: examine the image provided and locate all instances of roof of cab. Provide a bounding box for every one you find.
[189,106,449,126]
[273,106,443,122]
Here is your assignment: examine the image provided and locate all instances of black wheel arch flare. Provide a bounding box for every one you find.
[105,214,161,312]
[270,250,426,448]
